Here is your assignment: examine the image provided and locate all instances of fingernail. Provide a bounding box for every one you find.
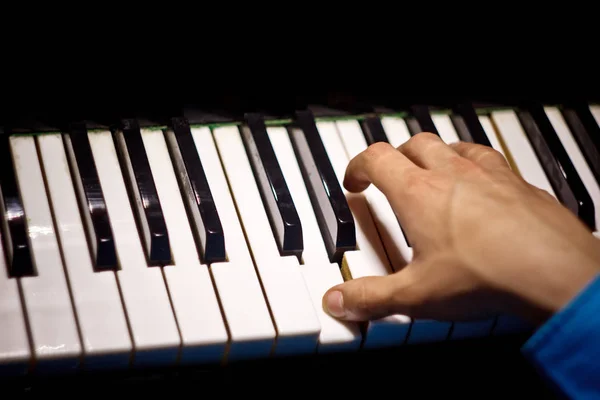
[324,290,345,318]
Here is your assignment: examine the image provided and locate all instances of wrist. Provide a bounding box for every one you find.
[520,256,599,325]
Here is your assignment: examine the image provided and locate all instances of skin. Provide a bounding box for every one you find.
[322,132,600,326]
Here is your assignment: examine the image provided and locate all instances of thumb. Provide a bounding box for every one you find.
[322,271,417,321]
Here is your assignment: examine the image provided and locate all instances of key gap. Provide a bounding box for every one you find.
[206,266,232,363]
[0,186,12,277]
[112,268,136,368]
[159,267,184,365]
[16,279,35,372]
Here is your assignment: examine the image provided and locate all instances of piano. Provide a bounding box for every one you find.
[1,93,598,396]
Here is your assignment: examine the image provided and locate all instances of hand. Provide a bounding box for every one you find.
[322,132,600,325]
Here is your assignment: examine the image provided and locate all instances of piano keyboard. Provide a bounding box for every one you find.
[1,102,599,376]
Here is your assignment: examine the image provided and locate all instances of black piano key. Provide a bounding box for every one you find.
[407,105,439,136]
[288,110,356,263]
[523,105,596,230]
[63,122,117,270]
[168,117,225,264]
[360,116,390,145]
[452,103,491,146]
[115,119,171,265]
[560,103,600,186]
[516,108,586,223]
[240,113,303,261]
[0,133,34,277]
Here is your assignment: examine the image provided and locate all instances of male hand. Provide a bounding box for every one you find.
[323,133,600,325]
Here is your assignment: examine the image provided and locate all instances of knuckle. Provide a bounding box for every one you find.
[476,147,505,163]
[365,141,394,159]
[411,131,439,143]
[364,142,396,167]
[448,154,474,171]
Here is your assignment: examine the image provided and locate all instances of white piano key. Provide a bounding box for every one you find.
[10,135,81,372]
[140,128,228,364]
[86,130,180,367]
[213,125,321,357]
[431,114,460,144]
[490,110,556,198]
[317,120,413,348]
[267,126,362,352]
[545,107,600,230]
[36,133,132,370]
[0,207,30,375]
[192,126,275,361]
[380,116,412,149]
[478,115,507,158]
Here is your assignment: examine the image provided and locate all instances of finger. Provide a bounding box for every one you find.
[343,141,421,194]
[322,269,419,321]
[449,141,510,170]
[397,132,462,170]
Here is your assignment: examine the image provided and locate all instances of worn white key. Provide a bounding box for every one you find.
[10,136,81,372]
[490,110,556,198]
[431,114,460,144]
[0,193,30,375]
[590,105,600,126]
[267,126,361,352]
[213,125,320,357]
[336,118,452,344]
[86,130,180,366]
[478,115,507,159]
[545,107,600,230]
[140,128,228,364]
[314,120,411,347]
[381,116,412,149]
[37,133,132,370]
[191,126,275,362]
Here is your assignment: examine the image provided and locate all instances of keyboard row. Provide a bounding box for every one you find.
[1,103,599,375]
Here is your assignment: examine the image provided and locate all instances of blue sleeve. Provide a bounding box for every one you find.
[522,273,600,399]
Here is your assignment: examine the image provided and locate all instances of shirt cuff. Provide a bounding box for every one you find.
[522,273,600,398]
